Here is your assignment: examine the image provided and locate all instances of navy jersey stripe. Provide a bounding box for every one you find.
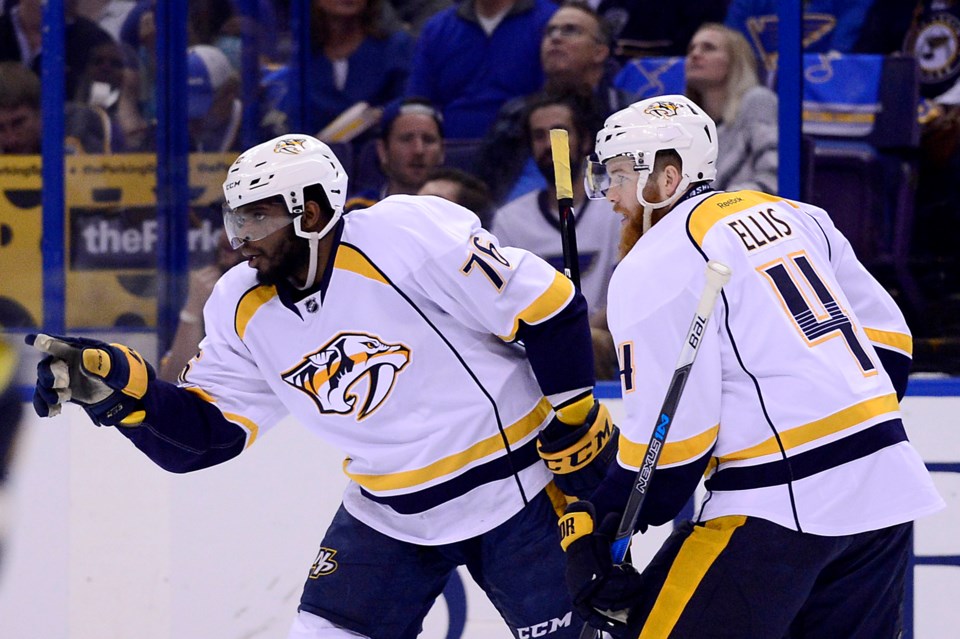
[705,418,907,492]
[359,437,542,514]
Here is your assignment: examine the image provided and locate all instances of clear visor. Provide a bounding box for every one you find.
[584,153,648,199]
[222,203,295,249]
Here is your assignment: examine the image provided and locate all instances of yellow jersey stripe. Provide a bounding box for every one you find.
[864,327,912,356]
[718,393,900,463]
[640,516,747,639]
[183,385,216,403]
[223,411,260,448]
[182,386,258,448]
[344,398,552,491]
[335,244,389,284]
[619,425,719,468]
[499,271,575,341]
[235,284,277,340]
[687,191,793,247]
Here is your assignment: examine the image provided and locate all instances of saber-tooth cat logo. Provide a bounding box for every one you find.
[282,332,411,420]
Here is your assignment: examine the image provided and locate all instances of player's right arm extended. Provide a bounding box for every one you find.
[28,333,248,473]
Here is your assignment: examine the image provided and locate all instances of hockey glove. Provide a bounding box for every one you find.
[27,333,154,427]
[559,500,646,638]
[538,396,619,498]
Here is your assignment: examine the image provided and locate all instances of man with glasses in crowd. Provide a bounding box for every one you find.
[477,0,636,204]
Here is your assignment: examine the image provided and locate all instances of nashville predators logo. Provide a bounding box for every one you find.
[308,547,338,578]
[282,332,411,420]
[643,101,682,118]
[274,137,308,154]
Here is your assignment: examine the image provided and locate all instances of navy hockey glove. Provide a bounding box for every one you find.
[559,500,646,638]
[27,333,154,427]
[538,396,619,498]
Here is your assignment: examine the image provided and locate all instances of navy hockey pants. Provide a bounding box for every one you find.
[624,516,912,639]
[298,488,580,639]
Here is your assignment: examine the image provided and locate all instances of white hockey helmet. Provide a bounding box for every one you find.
[223,134,347,224]
[222,134,348,289]
[586,95,717,230]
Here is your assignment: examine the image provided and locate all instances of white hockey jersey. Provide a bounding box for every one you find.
[607,189,943,536]
[182,195,579,544]
[491,190,621,318]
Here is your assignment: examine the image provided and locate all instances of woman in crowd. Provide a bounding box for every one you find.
[290,0,414,140]
[685,22,779,193]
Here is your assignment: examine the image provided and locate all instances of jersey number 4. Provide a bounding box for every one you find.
[760,251,876,374]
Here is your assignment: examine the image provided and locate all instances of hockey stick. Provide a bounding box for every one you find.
[579,260,732,639]
[549,129,581,288]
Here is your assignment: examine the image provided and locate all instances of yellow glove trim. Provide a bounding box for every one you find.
[81,344,149,399]
[559,510,594,552]
[82,348,112,378]
[119,410,146,427]
[537,403,614,474]
[114,344,149,398]
[555,393,594,425]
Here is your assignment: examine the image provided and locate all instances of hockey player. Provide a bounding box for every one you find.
[559,96,945,638]
[26,134,618,638]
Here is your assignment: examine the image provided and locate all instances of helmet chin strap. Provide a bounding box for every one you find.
[636,173,691,234]
[291,210,342,291]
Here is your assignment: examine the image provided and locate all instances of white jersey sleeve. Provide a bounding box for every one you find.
[800,201,912,358]
[353,195,576,341]
[178,266,290,446]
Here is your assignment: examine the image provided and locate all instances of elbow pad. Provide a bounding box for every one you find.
[537,399,619,499]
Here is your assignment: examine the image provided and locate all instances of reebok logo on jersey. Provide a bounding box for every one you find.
[281,332,411,420]
[308,547,338,578]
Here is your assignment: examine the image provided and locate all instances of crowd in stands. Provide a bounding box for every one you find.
[2,0,960,373]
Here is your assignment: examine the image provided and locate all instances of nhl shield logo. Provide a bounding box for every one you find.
[282,332,411,420]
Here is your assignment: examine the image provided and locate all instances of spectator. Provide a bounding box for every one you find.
[407,0,558,138]
[418,165,496,227]
[186,44,242,152]
[158,229,244,382]
[685,22,778,193]
[345,97,445,211]
[0,62,112,154]
[489,87,619,379]
[477,0,635,205]
[118,0,279,134]
[277,0,413,140]
[724,0,877,77]
[0,0,116,102]
[597,0,729,60]
[73,38,147,151]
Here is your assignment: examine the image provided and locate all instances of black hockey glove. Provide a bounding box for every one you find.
[27,333,154,427]
[537,396,619,498]
[559,500,646,638]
